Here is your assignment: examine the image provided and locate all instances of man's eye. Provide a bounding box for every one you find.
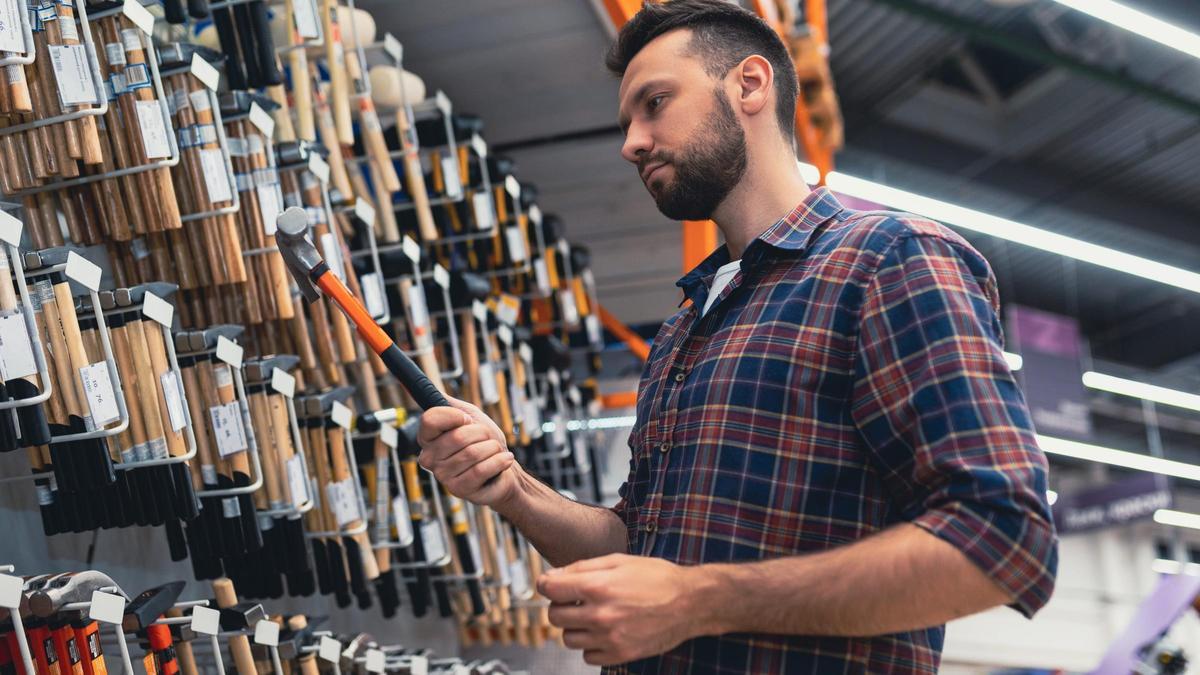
[648,95,665,111]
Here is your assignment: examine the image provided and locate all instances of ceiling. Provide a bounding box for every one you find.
[363,0,1200,375]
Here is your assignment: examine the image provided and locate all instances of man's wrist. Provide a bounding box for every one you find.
[492,463,535,517]
[683,563,733,638]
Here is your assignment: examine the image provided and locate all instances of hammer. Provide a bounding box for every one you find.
[274,207,450,412]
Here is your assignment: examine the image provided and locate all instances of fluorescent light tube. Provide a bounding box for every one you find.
[823,171,1200,295]
[1155,509,1200,530]
[1037,435,1200,482]
[1083,371,1200,413]
[1051,0,1200,61]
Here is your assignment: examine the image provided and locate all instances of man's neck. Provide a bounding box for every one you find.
[712,152,812,259]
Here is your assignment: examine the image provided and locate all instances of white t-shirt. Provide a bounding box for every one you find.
[701,259,741,317]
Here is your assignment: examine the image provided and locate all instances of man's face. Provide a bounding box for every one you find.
[617,30,748,221]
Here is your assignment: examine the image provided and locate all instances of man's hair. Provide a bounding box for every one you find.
[605,0,798,144]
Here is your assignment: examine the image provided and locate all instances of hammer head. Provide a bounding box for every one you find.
[29,571,127,618]
[275,207,323,304]
[122,581,185,633]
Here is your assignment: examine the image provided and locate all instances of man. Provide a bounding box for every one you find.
[418,1,1058,672]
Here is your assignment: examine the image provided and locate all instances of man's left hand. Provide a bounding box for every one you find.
[538,554,712,666]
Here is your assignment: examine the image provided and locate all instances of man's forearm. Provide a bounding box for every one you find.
[687,523,1011,638]
[495,466,627,567]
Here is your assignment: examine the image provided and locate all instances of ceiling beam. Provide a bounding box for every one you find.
[869,0,1200,120]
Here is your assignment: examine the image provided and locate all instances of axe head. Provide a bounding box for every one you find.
[275,207,323,304]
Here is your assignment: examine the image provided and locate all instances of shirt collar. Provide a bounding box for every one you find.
[675,188,845,305]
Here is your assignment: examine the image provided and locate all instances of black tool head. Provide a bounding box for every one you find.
[122,581,186,633]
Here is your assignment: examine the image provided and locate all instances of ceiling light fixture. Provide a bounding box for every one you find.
[1082,371,1200,413]
[1050,0,1200,61]
[1038,435,1200,482]
[821,171,1200,295]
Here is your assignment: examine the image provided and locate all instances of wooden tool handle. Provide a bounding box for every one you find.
[109,322,146,462]
[394,107,438,242]
[126,316,169,457]
[141,317,186,457]
[287,617,319,675]
[180,363,218,485]
[266,392,297,505]
[211,578,258,675]
[51,280,92,422]
[460,312,483,406]
[288,46,316,142]
[321,0,353,145]
[249,391,282,508]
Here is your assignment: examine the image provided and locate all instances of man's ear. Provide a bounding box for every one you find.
[733,54,774,118]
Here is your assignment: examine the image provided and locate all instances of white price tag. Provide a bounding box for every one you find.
[406,284,432,350]
[477,363,499,405]
[0,210,21,246]
[286,455,309,508]
[135,100,171,159]
[0,0,25,54]
[249,102,275,140]
[142,291,174,327]
[0,574,22,609]
[122,0,154,35]
[559,288,579,326]
[470,134,487,159]
[379,423,398,448]
[568,386,582,406]
[65,251,102,291]
[471,300,487,323]
[308,153,330,183]
[505,226,527,263]
[361,273,385,319]
[434,90,451,116]
[433,263,449,289]
[547,369,560,387]
[519,343,532,365]
[190,53,220,91]
[391,495,413,545]
[586,314,603,346]
[497,324,512,346]
[552,413,567,448]
[89,591,125,625]
[209,401,247,457]
[80,362,119,427]
[383,34,402,63]
[440,156,462,199]
[524,399,542,438]
[452,664,470,675]
[270,368,295,398]
[509,559,530,596]
[331,400,353,429]
[504,175,520,200]
[318,636,341,663]
[253,620,279,647]
[509,384,524,423]
[190,606,220,636]
[365,649,384,673]
[402,235,421,263]
[200,149,233,203]
[472,192,495,231]
[49,44,99,106]
[257,185,281,235]
[528,204,542,226]
[0,314,37,380]
[216,336,243,367]
[496,295,519,325]
[533,258,550,295]
[420,520,447,563]
[409,656,428,675]
[354,199,376,228]
[291,0,319,39]
[161,371,186,432]
[319,232,345,281]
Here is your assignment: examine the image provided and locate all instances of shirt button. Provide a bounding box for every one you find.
[673,372,686,383]
[644,520,657,533]
[659,442,671,454]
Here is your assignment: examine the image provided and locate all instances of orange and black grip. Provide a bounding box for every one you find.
[309,265,450,411]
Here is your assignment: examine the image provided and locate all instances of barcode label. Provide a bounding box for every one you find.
[200,148,232,203]
[326,478,360,528]
[478,363,500,405]
[286,455,309,508]
[80,362,119,428]
[0,0,27,54]
[160,371,186,432]
[136,100,171,159]
[258,185,281,235]
[209,401,247,457]
[0,314,37,380]
[49,44,100,106]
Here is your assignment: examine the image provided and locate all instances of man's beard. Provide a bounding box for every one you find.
[642,90,748,221]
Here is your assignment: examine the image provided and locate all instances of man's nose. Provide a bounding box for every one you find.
[621,123,652,165]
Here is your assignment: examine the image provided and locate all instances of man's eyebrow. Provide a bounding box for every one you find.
[618,79,669,133]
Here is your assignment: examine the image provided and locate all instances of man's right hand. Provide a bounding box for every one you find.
[417,396,520,507]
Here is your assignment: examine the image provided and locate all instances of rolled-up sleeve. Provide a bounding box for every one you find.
[851,231,1058,617]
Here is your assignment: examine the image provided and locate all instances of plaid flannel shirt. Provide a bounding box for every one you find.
[606,188,1057,674]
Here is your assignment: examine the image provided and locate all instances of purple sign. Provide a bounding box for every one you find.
[1008,305,1092,440]
[1052,473,1171,535]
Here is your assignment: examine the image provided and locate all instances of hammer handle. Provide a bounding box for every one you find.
[211,579,258,675]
